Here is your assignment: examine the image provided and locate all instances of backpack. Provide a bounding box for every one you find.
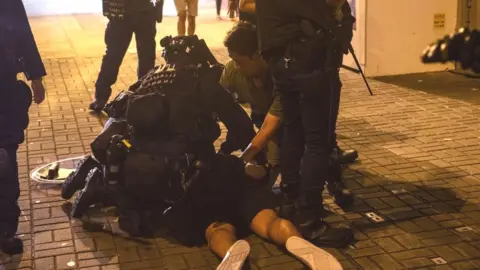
[127,65,221,145]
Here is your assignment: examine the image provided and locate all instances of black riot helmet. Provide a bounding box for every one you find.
[160,35,219,67]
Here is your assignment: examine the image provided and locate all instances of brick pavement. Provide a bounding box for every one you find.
[2,14,480,270]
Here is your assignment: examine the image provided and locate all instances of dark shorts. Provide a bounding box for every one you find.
[164,154,277,246]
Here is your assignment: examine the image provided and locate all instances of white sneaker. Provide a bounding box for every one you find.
[216,240,250,270]
[286,236,343,270]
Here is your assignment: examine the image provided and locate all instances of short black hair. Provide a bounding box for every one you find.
[224,22,258,57]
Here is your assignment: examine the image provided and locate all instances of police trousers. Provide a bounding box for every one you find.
[270,45,342,209]
[0,75,31,237]
[95,12,157,103]
[0,146,20,237]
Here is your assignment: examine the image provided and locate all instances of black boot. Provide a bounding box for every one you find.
[71,167,104,219]
[334,146,358,165]
[0,235,23,255]
[61,156,101,200]
[88,100,107,113]
[118,210,142,237]
[326,164,353,207]
[278,183,299,220]
[293,207,354,248]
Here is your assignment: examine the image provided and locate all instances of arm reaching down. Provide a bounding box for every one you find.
[240,112,281,163]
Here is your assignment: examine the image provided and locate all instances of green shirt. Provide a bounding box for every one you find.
[219,60,283,119]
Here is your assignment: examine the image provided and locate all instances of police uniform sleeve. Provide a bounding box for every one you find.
[11,0,47,80]
[208,84,256,154]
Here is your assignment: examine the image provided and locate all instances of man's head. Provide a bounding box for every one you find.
[224,22,265,77]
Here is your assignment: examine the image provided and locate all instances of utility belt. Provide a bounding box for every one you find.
[103,0,158,20]
[103,0,126,19]
[266,20,345,71]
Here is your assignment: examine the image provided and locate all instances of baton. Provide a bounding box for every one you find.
[347,44,373,96]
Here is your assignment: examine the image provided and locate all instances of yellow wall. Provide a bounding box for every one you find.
[364,0,458,77]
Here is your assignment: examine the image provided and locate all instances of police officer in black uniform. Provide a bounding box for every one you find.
[256,0,355,247]
[0,0,47,255]
[89,0,160,112]
[63,35,259,236]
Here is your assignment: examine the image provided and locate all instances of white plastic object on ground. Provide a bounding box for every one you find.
[30,155,87,184]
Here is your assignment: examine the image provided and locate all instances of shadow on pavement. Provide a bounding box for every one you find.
[374,71,480,105]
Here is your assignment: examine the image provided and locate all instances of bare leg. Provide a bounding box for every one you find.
[206,222,250,270]
[187,16,196,36]
[250,209,343,270]
[177,12,187,36]
[206,222,237,258]
[250,209,301,246]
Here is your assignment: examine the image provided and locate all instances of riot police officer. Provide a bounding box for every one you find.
[256,0,356,246]
[0,0,46,255]
[63,35,259,235]
[89,0,161,112]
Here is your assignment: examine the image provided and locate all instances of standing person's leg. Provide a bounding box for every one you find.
[186,0,198,36]
[228,0,238,21]
[0,145,22,255]
[292,68,353,245]
[325,72,353,206]
[329,72,358,165]
[174,0,187,36]
[91,19,133,111]
[216,0,222,18]
[132,13,157,80]
[269,57,304,219]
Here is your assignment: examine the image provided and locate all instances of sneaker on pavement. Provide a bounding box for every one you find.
[286,236,343,270]
[217,240,250,270]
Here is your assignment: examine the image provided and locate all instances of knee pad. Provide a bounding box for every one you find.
[0,148,10,178]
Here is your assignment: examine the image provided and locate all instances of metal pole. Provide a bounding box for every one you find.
[348,44,373,96]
